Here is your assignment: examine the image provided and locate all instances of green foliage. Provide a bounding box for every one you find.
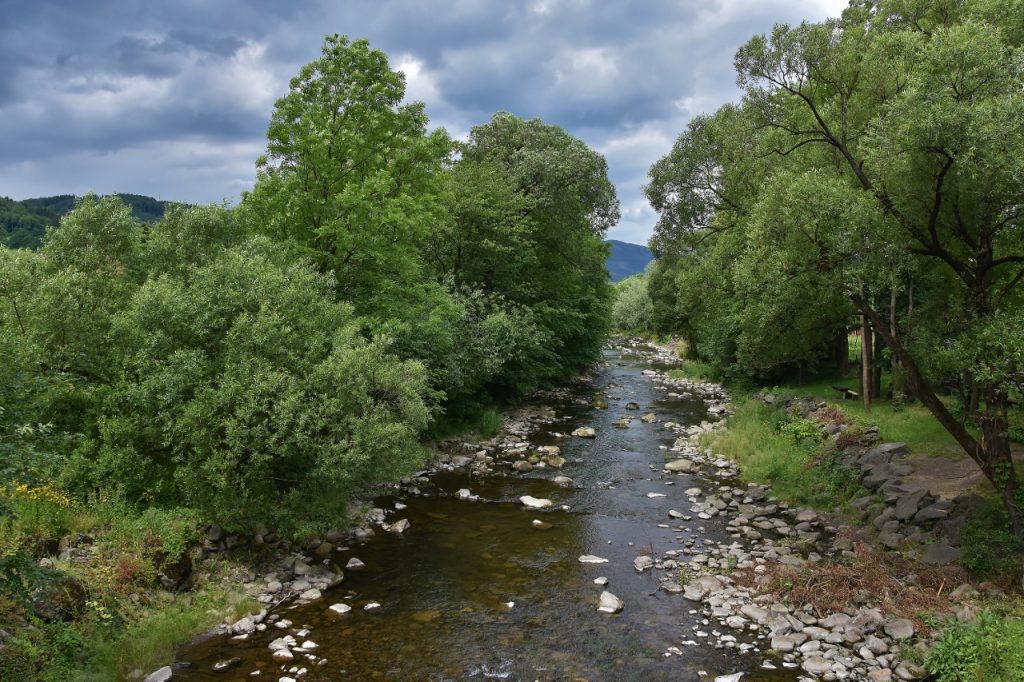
[612,274,654,332]
[1,194,172,251]
[76,240,432,532]
[960,494,1024,581]
[101,507,201,565]
[436,113,617,390]
[927,609,1024,682]
[245,34,451,312]
[708,400,862,508]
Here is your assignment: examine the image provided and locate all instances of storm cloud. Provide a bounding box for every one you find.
[0,0,846,243]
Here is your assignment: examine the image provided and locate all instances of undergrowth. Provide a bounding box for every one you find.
[927,607,1024,682]
[705,399,863,508]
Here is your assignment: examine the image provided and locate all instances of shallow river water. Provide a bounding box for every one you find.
[174,345,800,681]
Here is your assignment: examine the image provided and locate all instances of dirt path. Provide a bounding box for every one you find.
[906,445,1024,499]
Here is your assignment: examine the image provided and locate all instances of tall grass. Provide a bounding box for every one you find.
[706,400,862,508]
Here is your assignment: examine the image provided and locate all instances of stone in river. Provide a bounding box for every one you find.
[664,459,694,473]
[513,460,533,472]
[328,603,352,615]
[345,557,365,570]
[598,591,624,613]
[387,519,410,534]
[715,674,744,682]
[579,554,609,564]
[641,413,657,423]
[364,602,381,612]
[531,519,552,530]
[143,667,172,682]
[668,509,684,518]
[633,555,655,572]
[546,455,566,469]
[594,576,608,586]
[553,475,575,487]
[572,427,596,438]
[647,492,667,498]
[520,495,553,509]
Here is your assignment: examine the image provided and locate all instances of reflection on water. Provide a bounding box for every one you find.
[175,346,798,681]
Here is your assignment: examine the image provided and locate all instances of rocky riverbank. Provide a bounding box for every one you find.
[633,342,1000,682]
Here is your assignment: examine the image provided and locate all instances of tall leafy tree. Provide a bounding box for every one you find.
[435,113,620,389]
[243,34,451,311]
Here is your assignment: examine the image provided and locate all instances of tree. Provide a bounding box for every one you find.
[650,1,1024,581]
[435,113,620,388]
[243,34,451,312]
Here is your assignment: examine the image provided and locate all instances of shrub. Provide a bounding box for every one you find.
[927,610,1024,681]
[3,482,73,539]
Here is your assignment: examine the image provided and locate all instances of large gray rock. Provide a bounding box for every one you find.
[683,575,724,601]
[861,442,909,466]
[894,488,930,520]
[802,657,831,675]
[879,532,905,549]
[863,462,915,489]
[571,427,596,438]
[914,501,953,522]
[921,543,960,565]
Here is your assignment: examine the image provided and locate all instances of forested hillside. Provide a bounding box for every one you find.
[0,193,171,248]
[606,239,653,281]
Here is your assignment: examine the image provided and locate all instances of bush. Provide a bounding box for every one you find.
[612,274,654,331]
[2,483,73,540]
[927,610,1024,682]
[707,400,862,508]
[959,495,1024,582]
[68,242,432,535]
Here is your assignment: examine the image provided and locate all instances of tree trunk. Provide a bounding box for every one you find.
[872,329,883,400]
[853,293,1024,588]
[861,314,872,412]
[890,289,898,386]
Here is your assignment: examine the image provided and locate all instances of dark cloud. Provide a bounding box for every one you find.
[0,0,847,242]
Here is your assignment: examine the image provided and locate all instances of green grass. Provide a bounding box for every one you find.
[771,372,963,458]
[705,399,863,508]
[667,360,716,382]
[926,607,1024,682]
[77,584,257,681]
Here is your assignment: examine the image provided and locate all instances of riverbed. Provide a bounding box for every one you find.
[174,343,799,681]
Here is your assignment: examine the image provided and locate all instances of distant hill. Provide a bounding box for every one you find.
[606,239,653,282]
[0,193,173,249]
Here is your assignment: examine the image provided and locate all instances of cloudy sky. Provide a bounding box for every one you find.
[0,0,847,245]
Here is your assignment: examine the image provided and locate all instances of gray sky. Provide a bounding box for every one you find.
[0,0,846,244]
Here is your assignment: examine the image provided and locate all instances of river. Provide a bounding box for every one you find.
[173,343,799,681]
